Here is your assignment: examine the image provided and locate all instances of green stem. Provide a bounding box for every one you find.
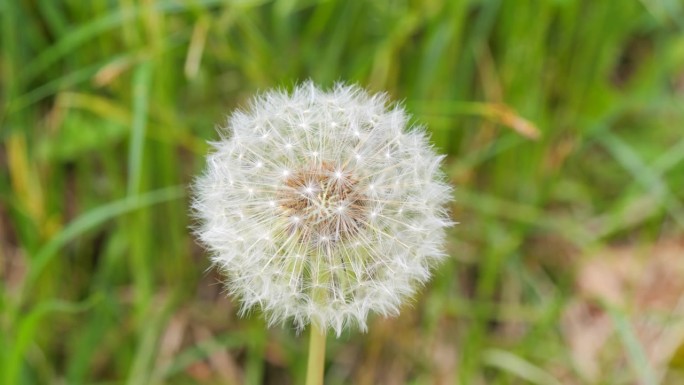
[305,323,327,385]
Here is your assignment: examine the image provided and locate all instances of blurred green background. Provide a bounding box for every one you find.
[2,0,684,384]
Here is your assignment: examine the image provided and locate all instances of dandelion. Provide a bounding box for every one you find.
[193,81,452,384]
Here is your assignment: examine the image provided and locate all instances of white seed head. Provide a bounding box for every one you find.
[193,81,453,336]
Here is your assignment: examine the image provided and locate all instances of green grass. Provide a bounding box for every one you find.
[2,0,684,384]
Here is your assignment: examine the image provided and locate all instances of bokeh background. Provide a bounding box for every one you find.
[2,0,684,384]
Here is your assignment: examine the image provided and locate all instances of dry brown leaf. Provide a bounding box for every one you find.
[192,325,243,385]
[563,238,684,382]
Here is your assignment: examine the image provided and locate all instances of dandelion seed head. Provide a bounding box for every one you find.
[193,81,453,335]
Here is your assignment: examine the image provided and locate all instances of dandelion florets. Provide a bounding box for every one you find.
[193,81,452,335]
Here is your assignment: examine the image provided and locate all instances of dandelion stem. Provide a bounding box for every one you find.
[305,323,327,385]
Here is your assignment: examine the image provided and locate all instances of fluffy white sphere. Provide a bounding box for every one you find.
[194,81,452,335]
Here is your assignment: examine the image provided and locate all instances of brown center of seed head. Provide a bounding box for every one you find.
[279,162,367,244]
